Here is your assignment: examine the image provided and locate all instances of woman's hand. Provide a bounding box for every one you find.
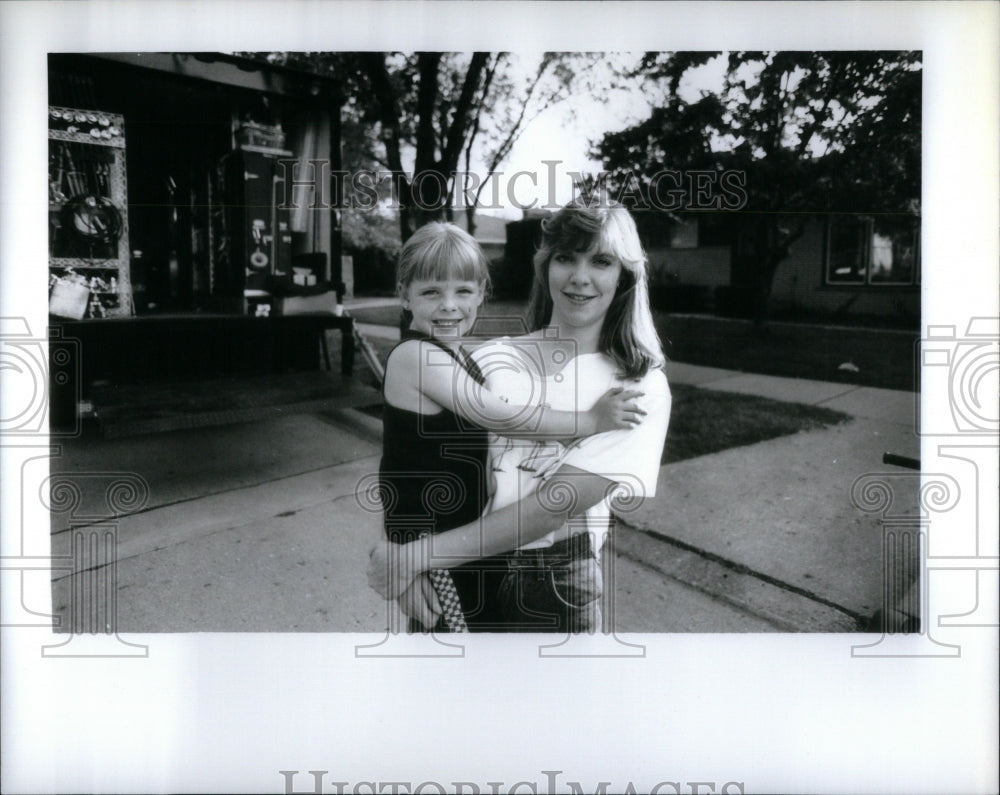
[588,387,646,433]
[398,573,443,630]
[367,537,426,600]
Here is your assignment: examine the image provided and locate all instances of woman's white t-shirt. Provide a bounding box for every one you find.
[473,338,671,555]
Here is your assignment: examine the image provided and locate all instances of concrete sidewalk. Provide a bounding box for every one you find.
[49,310,920,634]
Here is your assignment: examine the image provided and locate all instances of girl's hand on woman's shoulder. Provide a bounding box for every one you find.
[588,386,646,433]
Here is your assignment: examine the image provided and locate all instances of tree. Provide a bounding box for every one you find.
[595,51,921,325]
[458,53,599,237]
[357,52,599,241]
[238,51,485,240]
[356,52,489,240]
[238,52,603,243]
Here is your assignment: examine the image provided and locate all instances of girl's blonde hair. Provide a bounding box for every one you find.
[396,222,492,293]
[526,199,665,379]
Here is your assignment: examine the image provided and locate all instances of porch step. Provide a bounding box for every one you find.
[91,371,381,439]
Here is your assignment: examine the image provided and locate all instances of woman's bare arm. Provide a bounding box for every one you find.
[367,465,619,599]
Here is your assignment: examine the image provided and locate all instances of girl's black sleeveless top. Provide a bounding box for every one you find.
[379,337,489,544]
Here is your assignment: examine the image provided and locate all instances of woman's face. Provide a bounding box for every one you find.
[546,247,623,332]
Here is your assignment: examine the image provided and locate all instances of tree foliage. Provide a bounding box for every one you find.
[356,52,603,240]
[458,53,603,236]
[595,51,921,323]
[356,51,490,239]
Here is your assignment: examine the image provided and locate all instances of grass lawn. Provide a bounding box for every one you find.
[663,383,849,464]
[655,312,917,392]
[347,298,917,391]
[345,325,851,465]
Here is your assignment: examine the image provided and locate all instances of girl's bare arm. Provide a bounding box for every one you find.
[390,340,643,439]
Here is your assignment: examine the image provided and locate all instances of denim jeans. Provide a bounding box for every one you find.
[498,533,603,633]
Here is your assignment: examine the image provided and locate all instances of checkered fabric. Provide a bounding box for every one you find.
[427,568,468,633]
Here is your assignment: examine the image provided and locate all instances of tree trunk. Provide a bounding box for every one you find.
[752,257,780,330]
[750,215,807,329]
[465,204,477,238]
[363,51,489,241]
[398,203,415,244]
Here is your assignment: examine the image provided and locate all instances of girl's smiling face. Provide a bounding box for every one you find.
[547,247,623,331]
[403,278,484,338]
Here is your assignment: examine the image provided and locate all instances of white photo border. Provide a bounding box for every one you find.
[2,2,997,793]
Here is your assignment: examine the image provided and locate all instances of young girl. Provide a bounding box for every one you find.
[378,221,646,632]
[370,203,671,634]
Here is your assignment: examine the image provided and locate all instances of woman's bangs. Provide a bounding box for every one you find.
[598,214,644,273]
[544,208,643,272]
[545,211,601,254]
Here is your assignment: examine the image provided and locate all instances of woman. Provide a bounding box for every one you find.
[368,199,671,633]
[376,221,642,633]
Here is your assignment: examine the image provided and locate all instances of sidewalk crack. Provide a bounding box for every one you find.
[617,519,867,626]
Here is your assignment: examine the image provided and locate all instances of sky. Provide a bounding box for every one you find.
[348,52,734,220]
[475,53,729,218]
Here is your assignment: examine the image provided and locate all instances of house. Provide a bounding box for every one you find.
[48,52,346,315]
[451,211,507,265]
[46,53,378,433]
[487,206,919,325]
[644,211,920,324]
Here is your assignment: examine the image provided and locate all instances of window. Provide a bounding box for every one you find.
[669,217,699,249]
[825,215,920,286]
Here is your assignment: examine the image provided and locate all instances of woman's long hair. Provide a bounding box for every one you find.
[525,200,665,379]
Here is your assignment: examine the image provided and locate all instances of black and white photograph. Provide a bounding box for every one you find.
[42,47,924,636]
[1,2,997,794]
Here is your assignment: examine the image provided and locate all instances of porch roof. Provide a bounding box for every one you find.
[89,52,341,103]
